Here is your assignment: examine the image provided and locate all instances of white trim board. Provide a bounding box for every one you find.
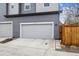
[20,22,54,39]
[0,21,13,38]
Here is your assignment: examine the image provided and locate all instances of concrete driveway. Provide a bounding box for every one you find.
[0,38,79,56]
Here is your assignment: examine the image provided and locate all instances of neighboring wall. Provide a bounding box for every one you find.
[0,3,59,40]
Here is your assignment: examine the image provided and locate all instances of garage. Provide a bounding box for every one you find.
[0,21,13,38]
[20,22,54,39]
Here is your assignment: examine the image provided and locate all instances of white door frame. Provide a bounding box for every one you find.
[20,22,54,39]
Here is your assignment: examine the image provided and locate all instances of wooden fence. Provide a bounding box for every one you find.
[60,25,79,47]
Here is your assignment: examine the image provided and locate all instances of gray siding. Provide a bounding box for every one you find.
[0,3,59,40]
[0,3,6,21]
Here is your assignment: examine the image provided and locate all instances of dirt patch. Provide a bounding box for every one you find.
[0,38,15,44]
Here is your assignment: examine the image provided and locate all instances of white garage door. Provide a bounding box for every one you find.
[20,22,54,39]
[0,21,13,37]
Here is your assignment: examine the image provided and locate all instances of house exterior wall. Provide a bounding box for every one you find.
[21,3,36,14]
[0,3,59,40]
[0,3,6,21]
[36,3,58,12]
[8,3,19,15]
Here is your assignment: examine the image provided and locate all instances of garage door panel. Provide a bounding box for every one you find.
[20,22,54,39]
[22,25,52,38]
[0,22,13,37]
